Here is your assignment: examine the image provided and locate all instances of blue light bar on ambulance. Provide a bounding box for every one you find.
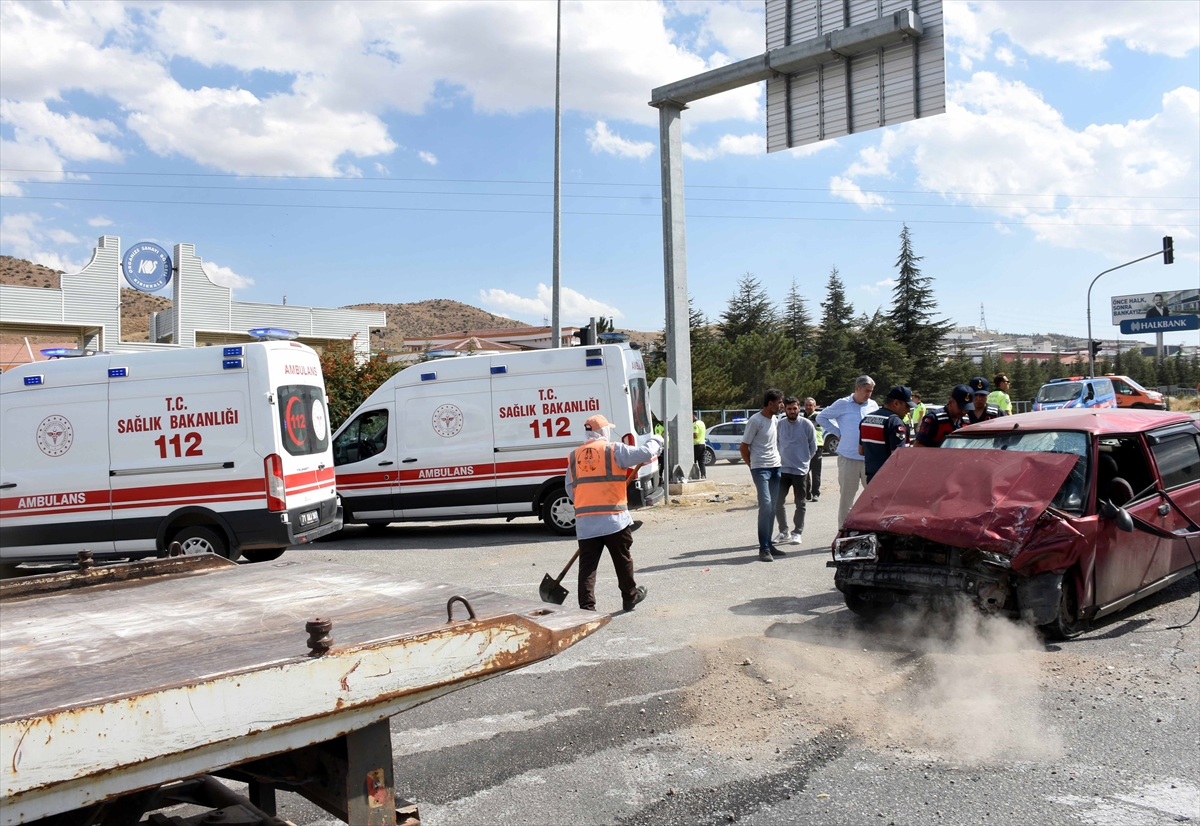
[586,358,603,367]
[223,346,243,357]
[420,372,437,381]
[24,375,44,386]
[223,359,244,370]
[247,328,299,340]
[491,365,507,374]
[40,347,89,358]
[108,367,128,378]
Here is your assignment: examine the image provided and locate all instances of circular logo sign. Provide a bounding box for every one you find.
[36,415,74,457]
[122,242,173,292]
[311,398,328,441]
[432,404,464,438]
[285,395,308,447]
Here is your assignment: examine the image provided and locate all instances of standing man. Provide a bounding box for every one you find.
[692,412,707,480]
[817,375,879,527]
[967,377,1005,423]
[565,414,663,612]
[774,396,817,546]
[914,385,972,447]
[802,397,823,501]
[988,374,1013,415]
[740,389,785,562]
[906,391,925,435]
[859,386,915,483]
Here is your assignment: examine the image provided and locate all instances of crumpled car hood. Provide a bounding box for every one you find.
[843,448,1081,555]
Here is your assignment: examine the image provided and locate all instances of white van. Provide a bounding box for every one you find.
[0,342,341,563]
[333,343,661,534]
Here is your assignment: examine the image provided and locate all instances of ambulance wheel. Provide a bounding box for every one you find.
[241,548,285,563]
[172,526,230,559]
[703,446,716,466]
[540,487,576,536]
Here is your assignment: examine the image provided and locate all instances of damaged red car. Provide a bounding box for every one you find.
[830,410,1200,638]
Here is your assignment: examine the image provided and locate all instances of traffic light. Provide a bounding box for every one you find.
[1163,236,1174,265]
[1090,340,1102,360]
[573,327,593,346]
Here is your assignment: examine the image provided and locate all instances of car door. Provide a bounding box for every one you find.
[332,406,397,522]
[1092,435,1163,607]
[1146,426,1200,582]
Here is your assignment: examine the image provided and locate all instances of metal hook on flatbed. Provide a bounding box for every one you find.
[446,595,477,622]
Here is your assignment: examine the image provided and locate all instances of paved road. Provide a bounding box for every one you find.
[227,462,1200,824]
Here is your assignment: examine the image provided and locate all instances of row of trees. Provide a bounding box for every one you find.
[645,224,1200,408]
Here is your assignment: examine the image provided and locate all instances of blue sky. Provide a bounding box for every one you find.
[1,0,1197,348]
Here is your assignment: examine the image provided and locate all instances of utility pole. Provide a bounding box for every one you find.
[550,0,562,348]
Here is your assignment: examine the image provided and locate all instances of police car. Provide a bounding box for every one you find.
[703,419,747,464]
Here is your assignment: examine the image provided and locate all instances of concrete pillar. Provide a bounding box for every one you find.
[656,103,694,483]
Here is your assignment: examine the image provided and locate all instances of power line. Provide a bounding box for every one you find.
[4,194,1196,228]
[4,179,1197,212]
[1,167,1196,200]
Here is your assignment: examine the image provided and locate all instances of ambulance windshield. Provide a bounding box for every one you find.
[277,385,330,456]
[629,378,651,436]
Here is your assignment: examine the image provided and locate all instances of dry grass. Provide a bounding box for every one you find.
[1168,396,1200,412]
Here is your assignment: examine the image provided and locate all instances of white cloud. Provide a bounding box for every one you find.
[201,261,255,292]
[418,151,438,166]
[0,212,87,272]
[695,1,765,61]
[683,133,764,161]
[479,282,622,324]
[946,0,1199,71]
[587,121,654,160]
[830,176,891,210]
[374,162,389,175]
[87,216,113,227]
[859,278,897,295]
[994,47,1016,67]
[833,73,1200,259]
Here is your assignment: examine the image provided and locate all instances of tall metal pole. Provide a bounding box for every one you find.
[1085,248,1167,378]
[550,0,562,348]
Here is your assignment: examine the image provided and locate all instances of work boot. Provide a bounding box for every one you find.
[769,545,787,558]
[758,550,774,562]
[623,586,648,611]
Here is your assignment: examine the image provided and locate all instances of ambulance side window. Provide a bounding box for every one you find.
[628,378,651,436]
[333,410,389,466]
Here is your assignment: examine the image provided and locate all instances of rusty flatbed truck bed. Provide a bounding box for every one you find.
[0,555,608,825]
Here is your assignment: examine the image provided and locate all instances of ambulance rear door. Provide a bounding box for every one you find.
[0,364,114,558]
[396,363,496,518]
[490,348,608,513]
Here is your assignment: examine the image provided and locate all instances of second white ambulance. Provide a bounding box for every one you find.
[333,342,661,534]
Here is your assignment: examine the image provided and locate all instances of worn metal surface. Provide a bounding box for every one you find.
[0,558,607,824]
[0,553,235,601]
[842,449,1079,554]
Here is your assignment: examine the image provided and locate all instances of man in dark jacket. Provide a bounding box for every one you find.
[859,386,915,483]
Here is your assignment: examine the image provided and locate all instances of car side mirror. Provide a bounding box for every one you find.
[1099,499,1134,533]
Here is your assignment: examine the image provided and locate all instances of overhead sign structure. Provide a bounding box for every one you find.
[1119,316,1200,335]
[1111,289,1200,325]
[765,0,945,151]
[648,0,945,482]
[121,242,173,293]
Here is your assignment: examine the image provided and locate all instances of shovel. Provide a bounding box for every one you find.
[539,548,581,605]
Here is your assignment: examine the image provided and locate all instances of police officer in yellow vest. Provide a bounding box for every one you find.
[565,414,664,612]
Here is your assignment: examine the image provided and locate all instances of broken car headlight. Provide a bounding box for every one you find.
[832,533,878,562]
[976,550,1012,569]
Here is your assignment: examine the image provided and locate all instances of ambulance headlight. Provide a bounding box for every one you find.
[832,533,877,562]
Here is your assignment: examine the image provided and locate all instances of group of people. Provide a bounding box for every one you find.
[740,372,1013,560]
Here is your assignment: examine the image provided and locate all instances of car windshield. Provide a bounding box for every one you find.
[943,430,1090,512]
[1036,382,1083,403]
[1122,376,1149,393]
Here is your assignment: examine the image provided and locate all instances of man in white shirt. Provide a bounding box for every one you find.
[740,389,785,562]
[816,375,879,527]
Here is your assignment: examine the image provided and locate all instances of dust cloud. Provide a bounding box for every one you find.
[683,602,1062,765]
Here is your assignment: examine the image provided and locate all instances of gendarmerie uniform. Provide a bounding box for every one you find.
[915,409,965,448]
[859,410,908,481]
[966,403,1005,424]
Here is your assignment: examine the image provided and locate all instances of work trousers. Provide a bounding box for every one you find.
[577,525,637,611]
[776,472,808,535]
[836,455,868,527]
[750,466,782,552]
[805,451,823,499]
[693,444,707,478]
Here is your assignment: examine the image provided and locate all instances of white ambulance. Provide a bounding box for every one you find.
[332,342,661,534]
[0,341,341,564]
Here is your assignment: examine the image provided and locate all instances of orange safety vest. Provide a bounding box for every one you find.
[571,441,630,517]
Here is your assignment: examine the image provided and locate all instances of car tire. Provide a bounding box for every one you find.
[824,435,840,457]
[703,446,716,466]
[728,457,742,464]
[173,525,231,560]
[540,487,576,536]
[842,586,893,619]
[1038,573,1086,640]
[241,548,286,563]
[1130,403,1147,409]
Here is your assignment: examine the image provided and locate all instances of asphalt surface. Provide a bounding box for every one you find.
[190,462,1199,824]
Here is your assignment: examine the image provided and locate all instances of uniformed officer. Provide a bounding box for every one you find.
[915,385,972,447]
[859,386,916,482]
[967,376,1005,424]
[905,391,925,434]
[987,373,1013,415]
[565,414,663,611]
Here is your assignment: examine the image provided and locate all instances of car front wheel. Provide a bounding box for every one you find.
[842,585,893,619]
[703,446,716,466]
[823,435,840,456]
[1038,573,1086,640]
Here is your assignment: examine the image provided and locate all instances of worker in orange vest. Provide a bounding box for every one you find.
[565,414,663,612]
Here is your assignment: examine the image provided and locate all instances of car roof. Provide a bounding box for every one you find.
[961,409,1197,436]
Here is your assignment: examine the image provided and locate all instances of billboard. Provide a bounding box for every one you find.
[765,0,945,152]
[1111,289,1200,325]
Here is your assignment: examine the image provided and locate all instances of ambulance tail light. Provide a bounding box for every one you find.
[622,433,635,446]
[265,454,287,511]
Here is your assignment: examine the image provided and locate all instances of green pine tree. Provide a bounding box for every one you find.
[850,311,911,394]
[782,276,815,356]
[815,267,858,403]
[886,224,953,395]
[720,273,777,343]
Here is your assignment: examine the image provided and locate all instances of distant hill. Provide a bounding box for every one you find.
[344,299,532,352]
[0,255,60,289]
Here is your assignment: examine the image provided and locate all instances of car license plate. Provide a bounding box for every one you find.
[299,509,319,527]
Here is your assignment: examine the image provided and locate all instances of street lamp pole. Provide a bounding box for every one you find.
[550,0,562,349]
[1086,247,1170,378]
